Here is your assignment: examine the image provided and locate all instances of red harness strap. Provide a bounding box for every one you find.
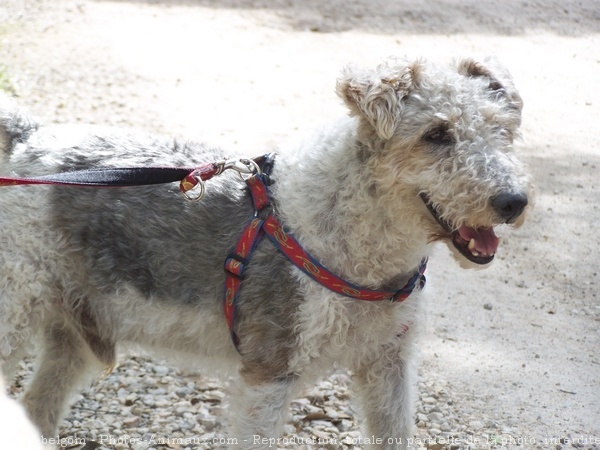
[223,174,427,350]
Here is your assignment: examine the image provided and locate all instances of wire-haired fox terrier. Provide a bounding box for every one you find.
[0,56,531,448]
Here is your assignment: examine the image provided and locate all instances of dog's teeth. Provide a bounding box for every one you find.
[468,238,476,251]
[471,250,480,257]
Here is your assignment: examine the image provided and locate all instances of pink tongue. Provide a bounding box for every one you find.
[458,226,499,255]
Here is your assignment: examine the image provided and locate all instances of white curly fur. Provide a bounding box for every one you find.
[0,56,531,449]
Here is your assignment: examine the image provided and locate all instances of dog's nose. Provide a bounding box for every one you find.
[491,192,528,223]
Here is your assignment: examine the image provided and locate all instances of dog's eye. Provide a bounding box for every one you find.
[424,126,454,146]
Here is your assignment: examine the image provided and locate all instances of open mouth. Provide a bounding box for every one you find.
[420,193,499,265]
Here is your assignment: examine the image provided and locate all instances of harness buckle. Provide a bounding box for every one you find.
[219,158,262,180]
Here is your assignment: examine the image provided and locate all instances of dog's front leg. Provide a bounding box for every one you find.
[229,374,297,449]
[353,337,418,450]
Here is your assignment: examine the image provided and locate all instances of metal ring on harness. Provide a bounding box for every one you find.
[181,174,206,201]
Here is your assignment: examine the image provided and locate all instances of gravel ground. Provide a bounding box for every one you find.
[10,357,517,450]
[1,0,599,449]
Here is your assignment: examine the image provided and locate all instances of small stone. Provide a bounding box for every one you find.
[154,398,172,408]
[142,375,157,386]
[431,422,443,431]
[469,420,484,430]
[483,303,493,310]
[427,412,444,421]
[199,417,217,431]
[179,418,196,430]
[283,424,297,435]
[312,428,333,440]
[427,444,444,450]
[142,395,155,407]
[152,365,170,376]
[123,416,142,427]
[203,390,225,402]
[336,419,353,432]
[291,398,311,408]
[175,386,192,398]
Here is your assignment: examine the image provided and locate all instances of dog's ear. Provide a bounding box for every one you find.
[456,57,523,113]
[336,61,416,140]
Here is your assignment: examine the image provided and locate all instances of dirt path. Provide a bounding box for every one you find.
[1,0,599,448]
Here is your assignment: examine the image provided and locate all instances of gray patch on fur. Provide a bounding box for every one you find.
[38,134,302,370]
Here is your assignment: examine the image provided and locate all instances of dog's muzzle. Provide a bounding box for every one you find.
[420,192,512,265]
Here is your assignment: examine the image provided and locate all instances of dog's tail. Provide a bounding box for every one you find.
[0,91,39,155]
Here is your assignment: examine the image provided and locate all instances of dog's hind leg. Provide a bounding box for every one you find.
[353,336,418,450]
[22,320,112,438]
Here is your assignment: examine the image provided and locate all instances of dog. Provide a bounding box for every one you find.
[0,56,530,449]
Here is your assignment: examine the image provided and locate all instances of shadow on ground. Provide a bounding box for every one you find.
[94,0,600,35]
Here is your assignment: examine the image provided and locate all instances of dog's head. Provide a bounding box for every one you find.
[336,57,532,268]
